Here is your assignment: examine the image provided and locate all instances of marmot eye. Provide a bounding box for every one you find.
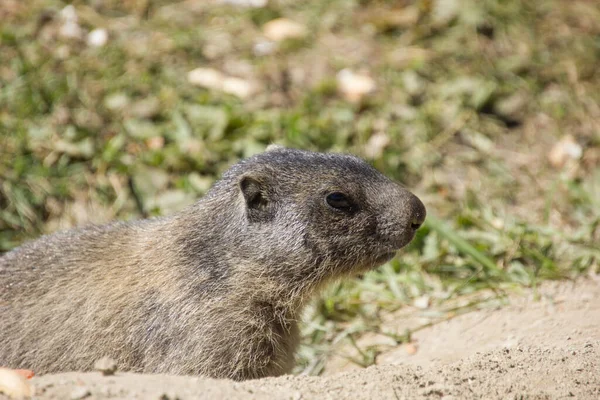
[326,192,352,211]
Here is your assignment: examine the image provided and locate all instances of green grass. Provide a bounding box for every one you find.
[1,0,598,375]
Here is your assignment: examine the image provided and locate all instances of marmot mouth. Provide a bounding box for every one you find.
[350,251,398,276]
[374,251,397,264]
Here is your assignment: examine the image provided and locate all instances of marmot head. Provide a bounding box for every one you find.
[207,147,426,288]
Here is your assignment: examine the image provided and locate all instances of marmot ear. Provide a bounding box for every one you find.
[240,175,271,222]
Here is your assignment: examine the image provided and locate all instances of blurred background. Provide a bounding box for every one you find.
[0,0,598,375]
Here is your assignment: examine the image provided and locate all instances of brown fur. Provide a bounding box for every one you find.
[0,148,425,380]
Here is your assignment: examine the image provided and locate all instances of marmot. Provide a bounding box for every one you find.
[0,147,425,380]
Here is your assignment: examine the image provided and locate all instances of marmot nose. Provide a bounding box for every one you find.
[407,193,426,231]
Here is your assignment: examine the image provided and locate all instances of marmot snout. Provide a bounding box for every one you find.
[0,147,425,380]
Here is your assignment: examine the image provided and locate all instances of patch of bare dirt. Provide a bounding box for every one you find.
[5,278,597,400]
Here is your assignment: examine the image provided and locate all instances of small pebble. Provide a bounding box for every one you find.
[70,386,91,400]
[87,28,108,48]
[263,18,307,42]
[413,295,431,310]
[548,135,582,168]
[222,76,256,99]
[0,368,33,399]
[60,20,83,40]
[59,5,83,40]
[94,356,118,376]
[336,69,376,102]
[188,68,224,90]
[406,342,419,355]
[13,370,34,380]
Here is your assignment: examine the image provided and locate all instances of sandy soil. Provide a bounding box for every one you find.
[4,278,599,400]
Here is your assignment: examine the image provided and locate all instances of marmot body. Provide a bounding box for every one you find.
[0,148,425,380]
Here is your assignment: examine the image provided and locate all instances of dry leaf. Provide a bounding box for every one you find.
[188,68,257,99]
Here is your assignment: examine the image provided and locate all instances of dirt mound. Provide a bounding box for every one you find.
[7,279,600,399]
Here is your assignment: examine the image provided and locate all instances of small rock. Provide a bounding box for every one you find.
[413,295,430,309]
[59,5,83,40]
[490,217,504,230]
[70,386,91,400]
[60,20,83,40]
[405,342,419,355]
[12,370,34,380]
[94,356,118,376]
[188,68,224,90]
[431,0,460,26]
[0,368,33,399]
[336,69,376,102]
[291,392,302,400]
[263,18,307,42]
[87,28,108,47]
[548,135,582,168]
[222,76,256,98]
[59,4,77,21]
